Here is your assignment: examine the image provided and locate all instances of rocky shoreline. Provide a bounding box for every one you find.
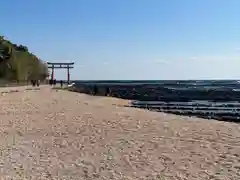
[69,82,240,101]
[69,83,240,122]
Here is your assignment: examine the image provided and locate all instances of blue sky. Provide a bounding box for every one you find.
[1,0,240,80]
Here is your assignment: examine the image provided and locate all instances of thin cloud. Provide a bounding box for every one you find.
[153,59,169,64]
[235,48,240,52]
[189,55,239,62]
[103,61,109,65]
[190,56,199,60]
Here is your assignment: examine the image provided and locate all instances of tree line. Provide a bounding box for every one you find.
[0,36,48,82]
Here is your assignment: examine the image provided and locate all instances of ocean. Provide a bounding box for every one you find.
[72,80,240,122]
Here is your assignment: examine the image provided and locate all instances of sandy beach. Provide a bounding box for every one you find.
[0,86,239,179]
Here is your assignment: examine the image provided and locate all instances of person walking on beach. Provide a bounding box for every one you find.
[105,86,110,96]
[36,80,40,87]
[31,80,36,87]
[93,85,98,95]
[53,79,56,86]
[49,79,53,86]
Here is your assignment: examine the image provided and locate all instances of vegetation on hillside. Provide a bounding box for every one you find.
[0,36,48,82]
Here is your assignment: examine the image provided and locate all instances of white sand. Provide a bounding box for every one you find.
[0,86,239,179]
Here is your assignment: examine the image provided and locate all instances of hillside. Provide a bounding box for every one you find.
[0,36,48,82]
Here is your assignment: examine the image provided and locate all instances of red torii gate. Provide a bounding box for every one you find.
[47,62,74,84]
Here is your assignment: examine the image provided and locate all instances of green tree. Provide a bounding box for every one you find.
[0,35,48,81]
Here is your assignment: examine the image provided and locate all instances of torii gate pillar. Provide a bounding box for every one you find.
[67,67,70,84]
